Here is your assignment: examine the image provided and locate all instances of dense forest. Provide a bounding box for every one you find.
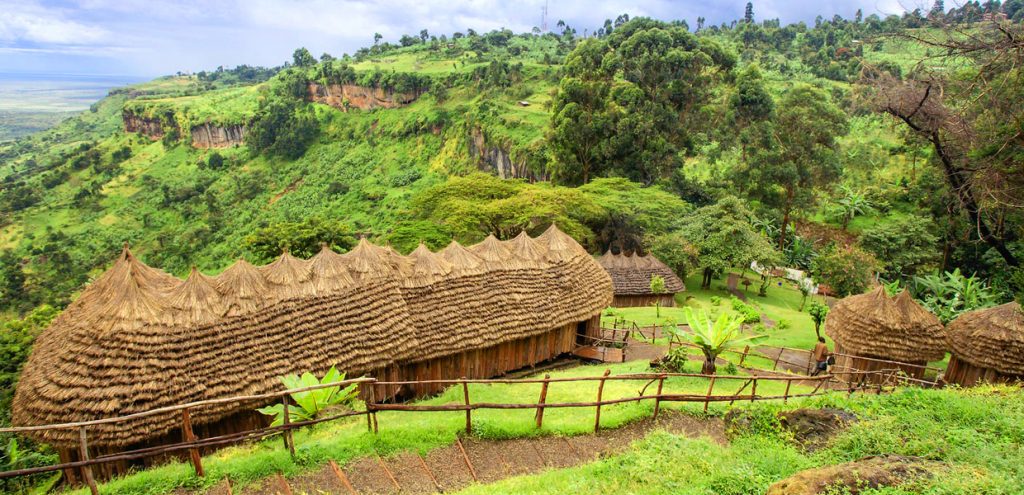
[1,0,1023,457]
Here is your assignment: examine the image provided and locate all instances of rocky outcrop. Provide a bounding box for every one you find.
[468,127,546,181]
[307,82,423,111]
[122,111,166,140]
[190,123,246,148]
[767,455,934,495]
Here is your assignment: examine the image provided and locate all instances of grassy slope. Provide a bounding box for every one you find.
[74,360,814,495]
[457,385,1024,495]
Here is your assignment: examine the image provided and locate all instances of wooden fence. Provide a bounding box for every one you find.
[0,369,897,494]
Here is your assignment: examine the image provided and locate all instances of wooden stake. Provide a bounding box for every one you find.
[377,455,400,491]
[462,378,472,434]
[594,369,611,433]
[773,352,782,371]
[281,398,296,459]
[750,378,758,403]
[181,408,204,477]
[455,438,478,482]
[275,472,293,495]
[739,346,750,366]
[535,374,551,429]
[703,376,717,413]
[78,427,98,495]
[783,380,792,404]
[652,375,666,420]
[328,460,357,495]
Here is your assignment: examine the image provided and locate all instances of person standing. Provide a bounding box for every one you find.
[811,337,831,376]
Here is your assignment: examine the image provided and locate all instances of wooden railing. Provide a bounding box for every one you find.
[0,370,896,493]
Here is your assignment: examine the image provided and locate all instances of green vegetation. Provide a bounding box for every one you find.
[68,360,812,495]
[456,385,1024,494]
[670,308,764,374]
[256,367,360,426]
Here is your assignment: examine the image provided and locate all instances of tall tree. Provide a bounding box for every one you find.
[744,2,755,23]
[291,47,316,67]
[740,84,848,249]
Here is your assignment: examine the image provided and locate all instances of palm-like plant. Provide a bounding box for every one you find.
[257,366,360,426]
[671,308,766,374]
[831,186,875,231]
[912,269,997,323]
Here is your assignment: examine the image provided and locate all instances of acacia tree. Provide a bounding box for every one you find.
[740,84,848,249]
[676,196,781,289]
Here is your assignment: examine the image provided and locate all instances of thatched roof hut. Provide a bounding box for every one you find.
[13,225,611,450]
[824,287,946,380]
[597,251,685,307]
[945,302,1024,386]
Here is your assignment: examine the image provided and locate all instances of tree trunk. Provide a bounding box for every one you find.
[702,350,717,375]
[779,187,794,250]
[814,322,821,340]
[702,268,713,289]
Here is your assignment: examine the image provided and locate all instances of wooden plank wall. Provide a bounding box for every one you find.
[833,343,927,383]
[945,355,1021,387]
[610,294,675,308]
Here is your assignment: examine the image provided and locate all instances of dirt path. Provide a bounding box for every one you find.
[225,412,724,495]
[756,346,813,375]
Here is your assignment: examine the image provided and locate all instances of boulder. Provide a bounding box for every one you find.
[768,455,933,495]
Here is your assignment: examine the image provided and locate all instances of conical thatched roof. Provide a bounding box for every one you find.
[13,226,611,448]
[596,251,685,296]
[947,302,1024,376]
[824,287,946,362]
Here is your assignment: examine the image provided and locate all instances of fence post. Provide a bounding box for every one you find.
[594,369,611,433]
[652,374,666,420]
[703,376,716,413]
[772,352,782,371]
[739,346,750,366]
[783,380,792,404]
[182,408,204,477]
[535,374,551,429]
[282,397,296,459]
[78,426,99,495]
[750,378,758,402]
[462,378,472,435]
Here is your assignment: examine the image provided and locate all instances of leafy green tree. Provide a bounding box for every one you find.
[647,231,699,279]
[859,215,939,279]
[244,217,356,263]
[828,186,875,231]
[548,39,614,185]
[247,98,318,159]
[676,197,781,289]
[205,152,225,170]
[807,300,829,339]
[671,308,765,374]
[812,245,879,297]
[740,84,848,249]
[912,269,998,323]
[650,275,667,317]
[1,305,58,424]
[292,47,316,67]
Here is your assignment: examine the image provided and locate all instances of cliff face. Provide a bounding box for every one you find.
[122,111,166,139]
[191,123,246,148]
[468,127,546,181]
[307,82,423,111]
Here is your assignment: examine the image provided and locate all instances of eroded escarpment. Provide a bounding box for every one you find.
[307,82,424,111]
[468,127,546,181]
[190,123,246,148]
[122,111,167,140]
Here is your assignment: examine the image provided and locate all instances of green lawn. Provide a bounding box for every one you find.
[455,384,1024,495]
[602,270,828,352]
[74,360,817,495]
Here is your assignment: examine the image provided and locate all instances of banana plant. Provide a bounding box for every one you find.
[257,366,360,426]
[671,307,766,375]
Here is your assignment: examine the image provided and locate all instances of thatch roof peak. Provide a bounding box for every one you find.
[215,259,267,316]
[402,243,453,285]
[343,238,395,279]
[309,244,355,291]
[471,235,512,263]
[507,231,548,266]
[824,287,946,362]
[440,241,486,276]
[538,224,588,261]
[166,268,225,325]
[260,251,311,286]
[947,302,1024,375]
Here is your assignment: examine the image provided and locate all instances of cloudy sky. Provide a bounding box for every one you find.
[0,0,919,77]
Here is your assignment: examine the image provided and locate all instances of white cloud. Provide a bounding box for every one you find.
[0,1,110,45]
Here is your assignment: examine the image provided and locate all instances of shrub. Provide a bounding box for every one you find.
[709,296,721,306]
[730,296,761,324]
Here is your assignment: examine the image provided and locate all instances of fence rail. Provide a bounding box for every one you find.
[0,368,899,494]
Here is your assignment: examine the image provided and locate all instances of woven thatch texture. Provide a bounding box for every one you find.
[947,302,1024,375]
[597,251,685,296]
[13,225,611,448]
[824,287,946,362]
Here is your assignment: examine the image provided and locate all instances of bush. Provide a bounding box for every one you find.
[730,296,761,324]
[710,296,721,306]
[812,245,880,297]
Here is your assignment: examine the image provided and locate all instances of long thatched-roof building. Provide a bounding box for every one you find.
[597,251,685,307]
[945,302,1024,387]
[824,287,946,382]
[12,225,611,480]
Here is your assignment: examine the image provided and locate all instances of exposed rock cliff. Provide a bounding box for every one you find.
[190,123,246,148]
[307,82,423,111]
[122,111,166,140]
[468,127,546,181]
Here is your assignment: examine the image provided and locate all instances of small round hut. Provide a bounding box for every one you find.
[597,251,685,307]
[824,287,946,382]
[945,302,1024,386]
